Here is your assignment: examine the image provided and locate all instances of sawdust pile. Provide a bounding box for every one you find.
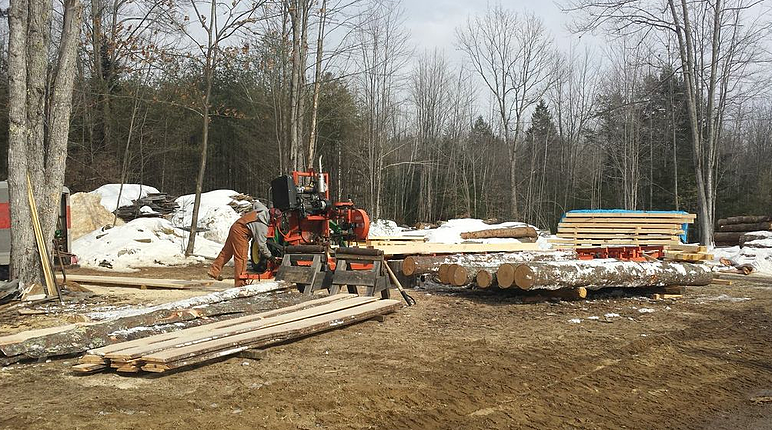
[70,192,124,240]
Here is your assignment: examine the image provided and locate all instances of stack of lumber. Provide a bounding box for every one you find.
[114,193,178,221]
[715,216,772,247]
[74,294,400,374]
[552,210,695,248]
[662,244,713,262]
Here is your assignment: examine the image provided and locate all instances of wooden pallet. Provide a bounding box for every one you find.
[75,294,400,375]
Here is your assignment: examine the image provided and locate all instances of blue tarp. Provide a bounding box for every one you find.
[562,209,690,242]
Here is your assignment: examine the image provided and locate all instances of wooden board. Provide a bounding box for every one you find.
[58,274,230,290]
[105,296,377,361]
[368,242,540,256]
[87,294,358,359]
[558,227,684,234]
[142,300,401,364]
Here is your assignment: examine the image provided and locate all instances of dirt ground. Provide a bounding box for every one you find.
[0,265,771,430]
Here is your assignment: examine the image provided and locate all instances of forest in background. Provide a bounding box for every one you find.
[0,0,770,240]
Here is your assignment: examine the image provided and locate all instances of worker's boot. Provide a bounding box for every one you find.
[206,269,223,281]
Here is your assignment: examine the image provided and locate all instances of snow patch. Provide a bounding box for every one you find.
[604,313,620,318]
[171,190,247,243]
[638,308,655,313]
[368,219,405,237]
[73,217,223,271]
[712,243,772,276]
[568,318,582,324]
[93,184,159,212]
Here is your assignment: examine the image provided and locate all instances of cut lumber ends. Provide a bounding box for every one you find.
[663,250,713,262]
[72,363,107,374]
[511,260,712,291]
[460,226,537,240]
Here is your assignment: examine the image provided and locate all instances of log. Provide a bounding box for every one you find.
[496,263,520,289]
[460,226,538,240]
[512,260,713,291]
[437,264,453,284]
[717,222,772,232]
[450,265,497,287]
[475,270,495,289]
[714,232,744,244]
[717,215,772,225]
[740,231,772,248]
[402,251,576,276]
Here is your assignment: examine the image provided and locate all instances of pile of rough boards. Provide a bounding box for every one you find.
[715,215,772,247]
[74,294,399,374]
[552,210,695,248]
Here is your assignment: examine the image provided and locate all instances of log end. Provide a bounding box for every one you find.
[438,264,450,284]
[476,270,493,289]
[514,264,536,290]
[451,266,469,286]
[497,263,516,289]
[402,257,417,276]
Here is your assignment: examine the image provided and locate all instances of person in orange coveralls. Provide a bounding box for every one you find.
[207,200,272,286]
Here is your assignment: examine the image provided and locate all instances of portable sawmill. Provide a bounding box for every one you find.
[241,168,370,281]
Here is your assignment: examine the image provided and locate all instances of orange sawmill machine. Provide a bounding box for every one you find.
[240,168,414,304]
[240,169,369,279]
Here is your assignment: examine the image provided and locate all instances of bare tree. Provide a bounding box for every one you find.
[565,0,772,244]
[456,5,555,220]
[8,0,83,287]
[160,0,264,255]
[354,0,410,219]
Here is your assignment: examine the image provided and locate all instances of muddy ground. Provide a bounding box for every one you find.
[0,264,771,429]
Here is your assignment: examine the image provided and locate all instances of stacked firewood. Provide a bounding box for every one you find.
[715,215,772,247]
[228,193,255,214]
[114,193,179,221]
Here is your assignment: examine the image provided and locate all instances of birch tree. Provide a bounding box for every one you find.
[8,0,83,286]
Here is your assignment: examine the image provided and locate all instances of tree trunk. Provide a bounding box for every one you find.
[306,0,326,169]
[185,0,216,256]
[8,0,83,288]
[402,250,576,276]
[513,260,713,291]
[460,226,537,240]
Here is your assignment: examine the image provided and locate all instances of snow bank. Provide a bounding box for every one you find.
[70,192,124,240]
[713,245,772,275]
[368,219,405,237]
[417,218,535,244]
[73,217,223,271]
[368,217,540,245]
[171,190,251,243]
[92,184,160,212]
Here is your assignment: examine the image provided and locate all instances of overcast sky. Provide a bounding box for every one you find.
[402,0,585,62]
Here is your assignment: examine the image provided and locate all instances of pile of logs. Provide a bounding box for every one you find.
[114,193,179,221]
[414,251,713,296]
[715,216,772,247]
